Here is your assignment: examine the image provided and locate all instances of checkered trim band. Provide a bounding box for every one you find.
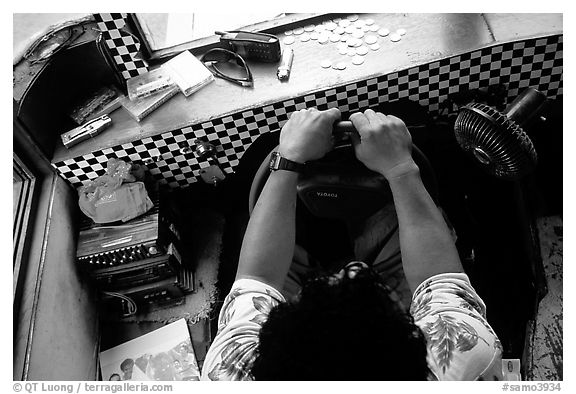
[54,35,562,190]
[93,13,149,79]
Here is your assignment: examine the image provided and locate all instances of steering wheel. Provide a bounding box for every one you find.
[249,120,438,219]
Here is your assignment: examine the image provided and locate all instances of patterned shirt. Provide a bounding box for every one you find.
[201,273,503,381]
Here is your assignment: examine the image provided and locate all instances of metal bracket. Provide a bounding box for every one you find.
[143,138,227,186]
[199,165,226,186]
[188,139,227,186]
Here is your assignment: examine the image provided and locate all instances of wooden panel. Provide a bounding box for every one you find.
[13,175,54,381]
[52,13,494,162]
[51,34,563,189]
[13,155,36,301]
[484,13,562,42]
[14,175,100,380]
[47,14,563,190]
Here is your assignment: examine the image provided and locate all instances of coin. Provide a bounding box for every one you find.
[364,18,375,26]
[293,27,305,35]
[318,34,329,44]
[283,36,295,45]
[346,37,363,47]
[356,46,369,55]
[369,24,380,32]
[347,48,357,56]
[344,26,355,34]
[396,28,407,36]
[300,33,311,42]
[378,28,390,37]
[304,24,315,32]
[347,14,359,22]
[334,26,345,35]
[330,33,341,42]
[325,22,337,31]
[315,25,326,33]
[320,60,332,68]
[339,19,351,28]
[390,33,402,42]
[334,62,347,70]
[364,35,378,45]
[332,18,342,23]
[284,30,293,36]
[369,43,380,51]
[338,45,348,55]
[353,20,365,28]
[352,29,365,39]
[352,55,365,65]
[310,32,319,40]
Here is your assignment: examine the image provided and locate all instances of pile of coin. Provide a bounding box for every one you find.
[282,14,408,70]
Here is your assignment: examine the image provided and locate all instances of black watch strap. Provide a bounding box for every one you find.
[269,151,305,173]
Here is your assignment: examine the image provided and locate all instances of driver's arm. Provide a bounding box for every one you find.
[350,109,463,292]
[235,108,341,290]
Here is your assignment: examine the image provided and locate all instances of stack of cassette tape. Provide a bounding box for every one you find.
[76,192,195,316]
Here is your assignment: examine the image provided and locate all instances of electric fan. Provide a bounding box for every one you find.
[454,88,547,180]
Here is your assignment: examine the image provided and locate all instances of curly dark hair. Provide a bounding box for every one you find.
[250,266,430,380]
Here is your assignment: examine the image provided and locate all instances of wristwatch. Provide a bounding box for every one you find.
[269,151,305,173]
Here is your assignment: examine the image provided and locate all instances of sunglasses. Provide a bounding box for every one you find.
[200,48,253,87]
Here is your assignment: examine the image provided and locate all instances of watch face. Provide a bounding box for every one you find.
[269,151,280,170]
[269,151,304,172]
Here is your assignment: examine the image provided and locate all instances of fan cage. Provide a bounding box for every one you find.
[454,102,537,179]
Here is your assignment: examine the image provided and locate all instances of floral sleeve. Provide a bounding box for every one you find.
[410,273,504,381]
[200,278,285,381]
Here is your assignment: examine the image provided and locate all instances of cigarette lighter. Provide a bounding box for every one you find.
[277,48,294,81]
[60,115,112,148]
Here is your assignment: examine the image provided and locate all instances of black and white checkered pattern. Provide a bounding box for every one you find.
[53,34,563,190]
[94,13,149,80]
